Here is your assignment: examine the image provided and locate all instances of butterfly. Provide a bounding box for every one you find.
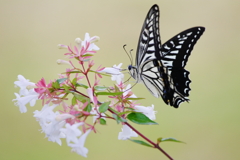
[128,4,205,108]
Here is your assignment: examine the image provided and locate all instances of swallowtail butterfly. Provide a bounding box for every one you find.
[128,4,205,108]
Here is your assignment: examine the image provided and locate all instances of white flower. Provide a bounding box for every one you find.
[68,129,92,157]
[13,75,39,113]
[111,63,124,83]
[118,125,138,140]
[14,75,35,96]
[86,88,97,106]
[82,33,100,51]
[33,104,65,145]
[33,104,58,125]
[135,104,156,120]
[44,119,66,145]
[100,63,124,84]
[60,123,83,144]
[13,89,39,113]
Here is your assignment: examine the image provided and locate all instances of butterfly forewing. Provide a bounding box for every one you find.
[136,4,161,67]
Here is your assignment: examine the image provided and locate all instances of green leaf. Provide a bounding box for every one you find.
[52,81,60,89]
[108,107,128,123]
[61,93,69,99]
[65,71,82,74]
[94,86,108,91]
[117,111,133,116]
[96,92,123,96]
[108,107,119,114]
[56,78,67,84]
[75,83,88,89]
[99,101,110,113]
[62,84,70,93]
[124,107,135,111]
[89,70,111,77]
[72,77,77,86]
[72,96,77,106]
[99,118,106,125]
[112,114,127,124]
[82,54,93,57]
[83,59,90,62]
[125,97,145,100]
[159,137,185,143]
[127,112,158,125]
[73,93,89,102]
[84,103,92,112]
[129,139,153,148]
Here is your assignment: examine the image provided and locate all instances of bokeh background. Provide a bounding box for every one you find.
[1,0,240,160]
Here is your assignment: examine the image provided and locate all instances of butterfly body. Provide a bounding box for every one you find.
[128,4,205,108]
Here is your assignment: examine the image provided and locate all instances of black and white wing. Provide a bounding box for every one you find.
[134,5,164,98]
[161,27,205,69]
[160,27,205,107]
[135,4,161,67]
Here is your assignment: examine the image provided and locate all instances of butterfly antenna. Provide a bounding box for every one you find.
[129,49,134,65]
[123,75,132,84]
[123,81,138,94]
[123,44,133,65]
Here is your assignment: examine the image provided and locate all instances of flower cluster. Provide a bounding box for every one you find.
[13,33,157,157]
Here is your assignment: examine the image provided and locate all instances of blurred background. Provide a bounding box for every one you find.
[1,0,240,159]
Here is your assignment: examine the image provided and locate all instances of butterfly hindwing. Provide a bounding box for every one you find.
[160,27,205,107]
[140,60,163,98]
[171,69,191,97]
[161,27,205,69]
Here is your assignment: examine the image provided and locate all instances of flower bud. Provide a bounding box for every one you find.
[75,38,82,45]
[56,59,71,65]
[90,36,100,43]
[58,44,68,49]
[55,113,74,121]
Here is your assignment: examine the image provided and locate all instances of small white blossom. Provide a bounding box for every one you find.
[33,104,58,124]
[118,125,138,140]
[60,123,83,144]
[68,129,92,157]
[13,89,39,113]
[14,75,35,96]
[100,63,124,84]
[33,104,65,145]
[44,119,66,145]
[86,88,97,106]
[82,33,100,51]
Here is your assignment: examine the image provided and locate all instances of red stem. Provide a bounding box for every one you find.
[108,108,174,160]
[125,122,173,160]
[81,63,92,88]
